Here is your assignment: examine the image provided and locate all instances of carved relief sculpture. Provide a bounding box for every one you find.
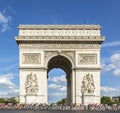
[79,54,97,64]
[22,53,41,64]
[81,73,95,95]
[25,73,39,94]
[19,43,100,49]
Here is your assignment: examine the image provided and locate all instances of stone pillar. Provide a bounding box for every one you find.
[67,73,72,104]
[19,69,48,104]
[71,69,75,104]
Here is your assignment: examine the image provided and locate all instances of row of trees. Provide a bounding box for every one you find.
[0,97,18,104]
[101,96,120,105]
[56,96,120,105]
[0,96,119,105]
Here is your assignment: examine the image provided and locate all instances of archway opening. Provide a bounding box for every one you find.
[47,55,72,104]
[48,68,66,104]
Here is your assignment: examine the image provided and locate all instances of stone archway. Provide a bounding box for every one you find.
[15,24,105,104]
[47,55,72,104]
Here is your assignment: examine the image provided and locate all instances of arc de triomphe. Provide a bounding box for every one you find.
[15,25,105,104]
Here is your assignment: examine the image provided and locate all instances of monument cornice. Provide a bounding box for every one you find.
[19,67,47,70]
[18,24,101,30]
[15,36,105,45]
[72,67,101,70]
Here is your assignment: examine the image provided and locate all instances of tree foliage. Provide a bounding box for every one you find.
[101,96,112,105]
[0,98,6,103]
[0,97,18,104]
[57,98,67,104]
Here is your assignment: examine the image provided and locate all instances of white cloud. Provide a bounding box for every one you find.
[101,86,118,93]
[0,89,19,98]
[0,58,18,73]
[101,63,116,72]
[0,73,19,98]
[0,11,8,23]
[0,92,8,96]
[101,53,120,76]
[48,92,66,96]
[0,73,15,86]
[110,50,120,54]
[48,92,66,104]
[0,10,12,32]
[110,54,120,64]
[48,75,67,103]
[101,86,120,97]
[48,83,66,91]
[5,63,18,71]
[102,41,120,47]
[113,69,120,76]
[48,75,66,84]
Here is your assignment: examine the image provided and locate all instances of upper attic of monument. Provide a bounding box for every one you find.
[15,25,105,45]
[18,24,102,37]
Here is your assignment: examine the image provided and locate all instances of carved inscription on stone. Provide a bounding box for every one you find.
[78,54,97,64]
[81,73,95,95]
[25,73,39,94]
[22,53,41,64]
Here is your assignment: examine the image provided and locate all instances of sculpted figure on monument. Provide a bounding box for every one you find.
[81,73,95,95]
[25,73,38,94]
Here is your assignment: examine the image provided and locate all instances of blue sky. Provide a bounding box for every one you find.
[0,0,120,103]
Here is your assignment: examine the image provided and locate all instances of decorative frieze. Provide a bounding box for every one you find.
[20,44,100,49]
[78,54,97,64]
[19,29,100,37]
[17,36,103,40]
[18,25,101,37]
[22,53,41,64]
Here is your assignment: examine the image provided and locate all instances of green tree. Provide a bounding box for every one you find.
[57,98,67,104]
[61,98,67,103]
[101,96,112,105]
[7,97,18,104]
[0,98,6,103]
[119,97,120,102]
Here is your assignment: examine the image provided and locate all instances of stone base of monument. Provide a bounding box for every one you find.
[82,94,95,105]
[25,94,38,104]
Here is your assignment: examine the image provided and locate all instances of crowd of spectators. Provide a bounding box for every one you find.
[0,103,120,111]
